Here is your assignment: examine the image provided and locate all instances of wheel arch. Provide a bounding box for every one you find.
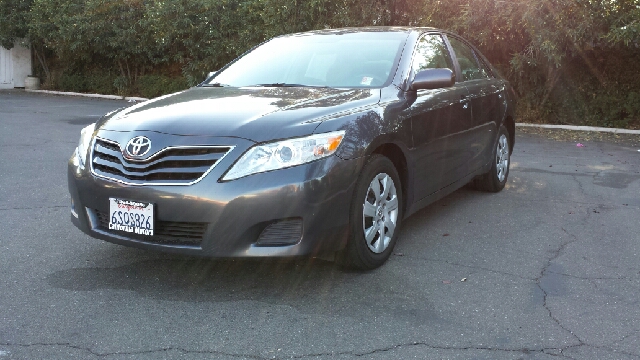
[504,115,515,154]
[370,143,410,215]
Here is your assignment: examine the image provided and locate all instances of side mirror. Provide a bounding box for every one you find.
[410,68,454,91]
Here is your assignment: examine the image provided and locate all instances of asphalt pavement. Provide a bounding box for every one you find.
[1,89,639,359]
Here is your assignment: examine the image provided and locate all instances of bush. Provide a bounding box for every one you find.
[57,73,88,93]
[136,75,189,99]
[54,71,188,98]
[87,74,118,95]
[56,72,119,95]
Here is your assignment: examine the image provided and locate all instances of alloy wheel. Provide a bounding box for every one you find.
[496,134,509,182]
[362,173,399,254]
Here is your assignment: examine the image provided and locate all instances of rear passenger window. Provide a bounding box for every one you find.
[448,37,489,81]
[412,34,454,73]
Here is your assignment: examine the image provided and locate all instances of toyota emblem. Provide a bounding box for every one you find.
[125,136,152,157]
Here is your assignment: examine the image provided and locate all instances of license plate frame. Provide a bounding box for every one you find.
[108,198,154,236]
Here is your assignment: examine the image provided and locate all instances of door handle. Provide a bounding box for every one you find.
[461,95,469,109]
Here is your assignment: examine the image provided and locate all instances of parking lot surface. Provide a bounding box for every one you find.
[1,90,639,359]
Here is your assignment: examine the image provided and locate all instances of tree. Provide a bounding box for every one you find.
[0,0,31,49]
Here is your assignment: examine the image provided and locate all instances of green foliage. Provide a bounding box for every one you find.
[56,71,118,94]
[452,0,640,126]
[1,0,638,125]
[135,75,189,99]
[57,73,88,93]
[0,0,32,49]
[552,48,640,127]
[603,0,640,46]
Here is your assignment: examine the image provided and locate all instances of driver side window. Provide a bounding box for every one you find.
[412,34,454,75]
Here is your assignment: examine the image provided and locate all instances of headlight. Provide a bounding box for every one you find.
[75,123,96,169]
[222,131,345,180]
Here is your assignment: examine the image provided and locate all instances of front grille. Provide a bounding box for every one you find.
[94,210,207,246]
[91,138,233,185]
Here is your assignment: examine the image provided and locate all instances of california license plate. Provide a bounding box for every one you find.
[108,198,154,236]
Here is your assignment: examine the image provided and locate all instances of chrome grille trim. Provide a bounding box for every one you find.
[90,137,235,186]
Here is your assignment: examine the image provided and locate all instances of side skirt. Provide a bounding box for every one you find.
[404,162,492,218]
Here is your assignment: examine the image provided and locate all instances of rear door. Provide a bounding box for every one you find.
[445,36,502,173]
[407,33,474,201]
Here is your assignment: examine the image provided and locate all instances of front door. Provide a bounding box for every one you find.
[406,34,474,201]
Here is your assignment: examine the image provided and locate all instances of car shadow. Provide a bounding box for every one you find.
[46,253,442,325]
[45,186,497,325]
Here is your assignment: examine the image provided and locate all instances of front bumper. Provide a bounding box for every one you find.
[68,133,363,258]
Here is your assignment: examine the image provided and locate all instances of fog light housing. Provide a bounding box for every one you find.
[256,218,303,246]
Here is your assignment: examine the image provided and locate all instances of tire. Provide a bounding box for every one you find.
[472,125,511,192]
[337,155,403,270]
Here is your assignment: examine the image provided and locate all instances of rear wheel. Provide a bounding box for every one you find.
[472,125,511,192]
[337,155,402,270]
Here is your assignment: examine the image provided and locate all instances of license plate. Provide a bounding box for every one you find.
[108,198,154,236]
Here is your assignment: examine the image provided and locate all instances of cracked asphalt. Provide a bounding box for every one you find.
[1,89,639,359]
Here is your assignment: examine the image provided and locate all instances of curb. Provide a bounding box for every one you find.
[25,89,149,102]
[516,123,640,135]
[125,96,149,102]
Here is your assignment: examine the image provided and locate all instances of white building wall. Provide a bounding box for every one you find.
[0,41,32,89]
[0,47,13,88]
[11,43,31,87]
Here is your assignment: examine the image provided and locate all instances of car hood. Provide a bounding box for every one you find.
[100,86,380,142]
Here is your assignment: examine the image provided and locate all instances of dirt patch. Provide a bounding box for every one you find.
[516,126,640,147]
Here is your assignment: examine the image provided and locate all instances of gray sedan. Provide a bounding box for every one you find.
[68,27,515,269]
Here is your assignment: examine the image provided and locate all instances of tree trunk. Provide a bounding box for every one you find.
[540,64,561,107]
[33,45,51,86]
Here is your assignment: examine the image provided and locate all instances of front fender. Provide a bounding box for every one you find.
[313,104,411,161]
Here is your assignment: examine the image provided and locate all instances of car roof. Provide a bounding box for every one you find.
[279,26,441,37]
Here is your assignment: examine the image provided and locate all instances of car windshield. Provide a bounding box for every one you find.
[208,31,408,88]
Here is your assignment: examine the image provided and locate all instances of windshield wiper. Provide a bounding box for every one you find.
[252,83,330,88]
[202,82,229,87]
[253,83,304,87]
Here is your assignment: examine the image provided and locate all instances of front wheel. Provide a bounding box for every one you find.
[337,155,403,270]
[472,125,511,192]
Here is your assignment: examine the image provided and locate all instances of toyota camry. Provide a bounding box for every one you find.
[68,27,515,269]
